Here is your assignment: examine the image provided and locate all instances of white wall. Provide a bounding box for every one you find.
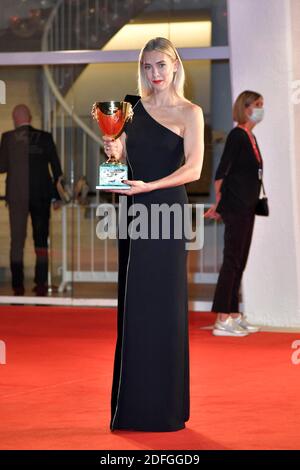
[228,0,300,327]
[291,0,300,236]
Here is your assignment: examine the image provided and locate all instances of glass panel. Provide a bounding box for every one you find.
[0,0,228,53]
[0,57,231,304]
[0,62,120,300]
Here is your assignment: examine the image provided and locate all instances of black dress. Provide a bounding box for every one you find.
[110,100,190,432]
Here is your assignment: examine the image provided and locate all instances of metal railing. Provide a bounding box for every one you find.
[41,0,155,291]
[58,202,117,292]
[56,202,224,292]
[40,1,224,295]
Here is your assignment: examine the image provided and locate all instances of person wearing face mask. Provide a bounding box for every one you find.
[205,90,264,337]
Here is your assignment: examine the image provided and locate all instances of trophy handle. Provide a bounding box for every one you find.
[106,155,118,163]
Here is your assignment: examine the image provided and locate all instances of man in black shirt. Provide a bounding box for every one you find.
[0,104,62,296]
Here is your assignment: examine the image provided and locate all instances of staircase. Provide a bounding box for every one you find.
[41,0,153,291]
[42,0,153,188]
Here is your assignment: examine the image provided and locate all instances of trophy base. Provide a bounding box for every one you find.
[98,161,131,191]
[96,184,131,190]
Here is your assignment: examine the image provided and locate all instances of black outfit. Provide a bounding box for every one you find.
[110,100,189,432]
[212,127,262,313]
[0,125,62,292]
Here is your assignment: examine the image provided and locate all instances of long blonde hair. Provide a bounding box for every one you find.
[138,37,185,98]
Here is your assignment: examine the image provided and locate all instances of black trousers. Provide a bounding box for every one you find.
[9,201,50,289]
[212,211,255,314]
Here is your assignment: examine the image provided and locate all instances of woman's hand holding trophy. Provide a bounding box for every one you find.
[91,101,133,190]
[102,136,123,160]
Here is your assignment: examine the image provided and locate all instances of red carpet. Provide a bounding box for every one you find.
[0,306,299,450]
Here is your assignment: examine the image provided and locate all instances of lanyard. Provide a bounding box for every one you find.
[238,125,262,164]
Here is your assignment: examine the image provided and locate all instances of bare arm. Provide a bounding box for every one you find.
[104,105,204,195]
[204,179,223,220]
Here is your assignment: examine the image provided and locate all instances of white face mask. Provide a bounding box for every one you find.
[249,107,264,123]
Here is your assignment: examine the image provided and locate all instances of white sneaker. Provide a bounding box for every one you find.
[212,316,249,337]
[233,314,261,333]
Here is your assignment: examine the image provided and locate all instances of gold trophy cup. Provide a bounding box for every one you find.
[91,101,133,190]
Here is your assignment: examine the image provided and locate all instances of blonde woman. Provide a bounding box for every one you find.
[205,90,265,337]
[103,37,204,432]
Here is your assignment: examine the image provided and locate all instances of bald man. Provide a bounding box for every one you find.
[0,104,62,296]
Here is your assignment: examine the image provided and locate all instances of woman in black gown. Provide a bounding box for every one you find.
[103,37,204,432]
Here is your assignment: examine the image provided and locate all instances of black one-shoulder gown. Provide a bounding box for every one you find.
[110,100,189,432]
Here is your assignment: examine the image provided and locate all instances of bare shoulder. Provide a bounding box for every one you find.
[178,102,203,135]
[181,101,203,119]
